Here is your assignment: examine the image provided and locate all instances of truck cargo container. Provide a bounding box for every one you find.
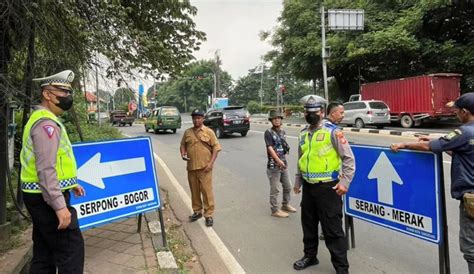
[349,73,461,128]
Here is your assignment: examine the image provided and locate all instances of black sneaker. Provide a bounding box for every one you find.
[189,212,202,222]
[205,217,213,227]
[293,256,319,270]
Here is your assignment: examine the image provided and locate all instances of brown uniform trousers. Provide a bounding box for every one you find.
[188,169,214,217]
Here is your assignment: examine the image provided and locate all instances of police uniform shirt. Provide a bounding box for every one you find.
[30,106,67,211]
[429,122,474,199]
[323,118,341,128]
[180,126,221,171]
[297,124,355,187]
[264,128,288,169]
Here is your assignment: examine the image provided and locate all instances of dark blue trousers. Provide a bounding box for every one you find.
[301,180,349,273]
[23,190,84,274]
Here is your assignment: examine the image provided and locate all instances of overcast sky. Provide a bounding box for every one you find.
[88,1,282,94]
[191,0,282,80]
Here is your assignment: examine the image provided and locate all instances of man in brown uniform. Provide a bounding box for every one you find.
[180,108,221,227]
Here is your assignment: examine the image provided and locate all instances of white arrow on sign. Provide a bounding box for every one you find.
[368,152,403,205]
[77,153,146,189]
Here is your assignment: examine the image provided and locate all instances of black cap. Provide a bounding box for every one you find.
[454,93,474,114]
[191,108,205,116]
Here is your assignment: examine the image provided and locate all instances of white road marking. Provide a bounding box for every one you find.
[123,133,246,273]
[154,153,246,274]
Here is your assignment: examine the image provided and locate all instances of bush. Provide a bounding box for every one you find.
[67,123,123,143]
[246,100,261,114]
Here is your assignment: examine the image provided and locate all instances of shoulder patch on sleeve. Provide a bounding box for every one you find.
[335,131,347,144]
[444,129,462,140]
[42,125,56,138]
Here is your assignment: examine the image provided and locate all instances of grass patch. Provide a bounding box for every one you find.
[159,190,202,273]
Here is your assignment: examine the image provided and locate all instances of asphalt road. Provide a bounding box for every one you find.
[120,120,467,274]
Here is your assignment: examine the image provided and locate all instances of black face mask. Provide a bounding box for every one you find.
[305,112,320,125]
[55,95,74,111]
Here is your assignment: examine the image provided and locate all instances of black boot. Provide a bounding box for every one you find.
[293,256,319,270]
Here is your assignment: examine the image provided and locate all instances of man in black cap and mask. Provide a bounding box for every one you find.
[20,70,85,273]
[391,92,474,273]
[293,96,355,273]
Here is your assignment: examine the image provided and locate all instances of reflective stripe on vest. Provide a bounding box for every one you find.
[20,109,78,193]
[298,125,341,183]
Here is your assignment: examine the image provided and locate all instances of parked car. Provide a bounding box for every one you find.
[144,106,181,133]
[341,100,390,129]
[204,106,250,138]
[109,110,134,126]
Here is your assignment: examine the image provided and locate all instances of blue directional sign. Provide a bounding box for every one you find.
[70,137,160,230]
[344,145,441,243]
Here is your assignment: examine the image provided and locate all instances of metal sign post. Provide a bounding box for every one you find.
[437,153,450,274]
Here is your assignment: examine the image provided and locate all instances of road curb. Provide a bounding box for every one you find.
[144,213,179,272]
[251,121,445,138]
[0,227,33,274]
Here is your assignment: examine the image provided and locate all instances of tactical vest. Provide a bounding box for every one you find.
[298,125,341,183]
[20,109,78,193]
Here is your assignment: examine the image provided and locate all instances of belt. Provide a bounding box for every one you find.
[304,179,338,185]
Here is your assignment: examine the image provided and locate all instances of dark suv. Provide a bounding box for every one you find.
[204,106,250,138]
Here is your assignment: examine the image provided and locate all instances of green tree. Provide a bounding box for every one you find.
[113,87,136,110]
[1,0,206,107]
[265,0,473,98]
[230,66,313,107]
[155,60,232,112]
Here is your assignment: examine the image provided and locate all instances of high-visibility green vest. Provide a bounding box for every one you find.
[20,108,78,193]
[298,125,341,183]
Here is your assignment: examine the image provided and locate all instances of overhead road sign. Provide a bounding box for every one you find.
[344,145,441,243]
[328,9,365,31]
[71,137,160,230]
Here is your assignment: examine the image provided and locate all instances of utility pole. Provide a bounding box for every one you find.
[321,5,329,102]
[82,68,89,123]
[184,93,187,113]
[260,63,264,108]
[213,73,217,100]
[214,50,221,98]
[276,73,282,113]
[95,63,100,126]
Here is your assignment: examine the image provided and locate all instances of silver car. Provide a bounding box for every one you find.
[342,100,390,129]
